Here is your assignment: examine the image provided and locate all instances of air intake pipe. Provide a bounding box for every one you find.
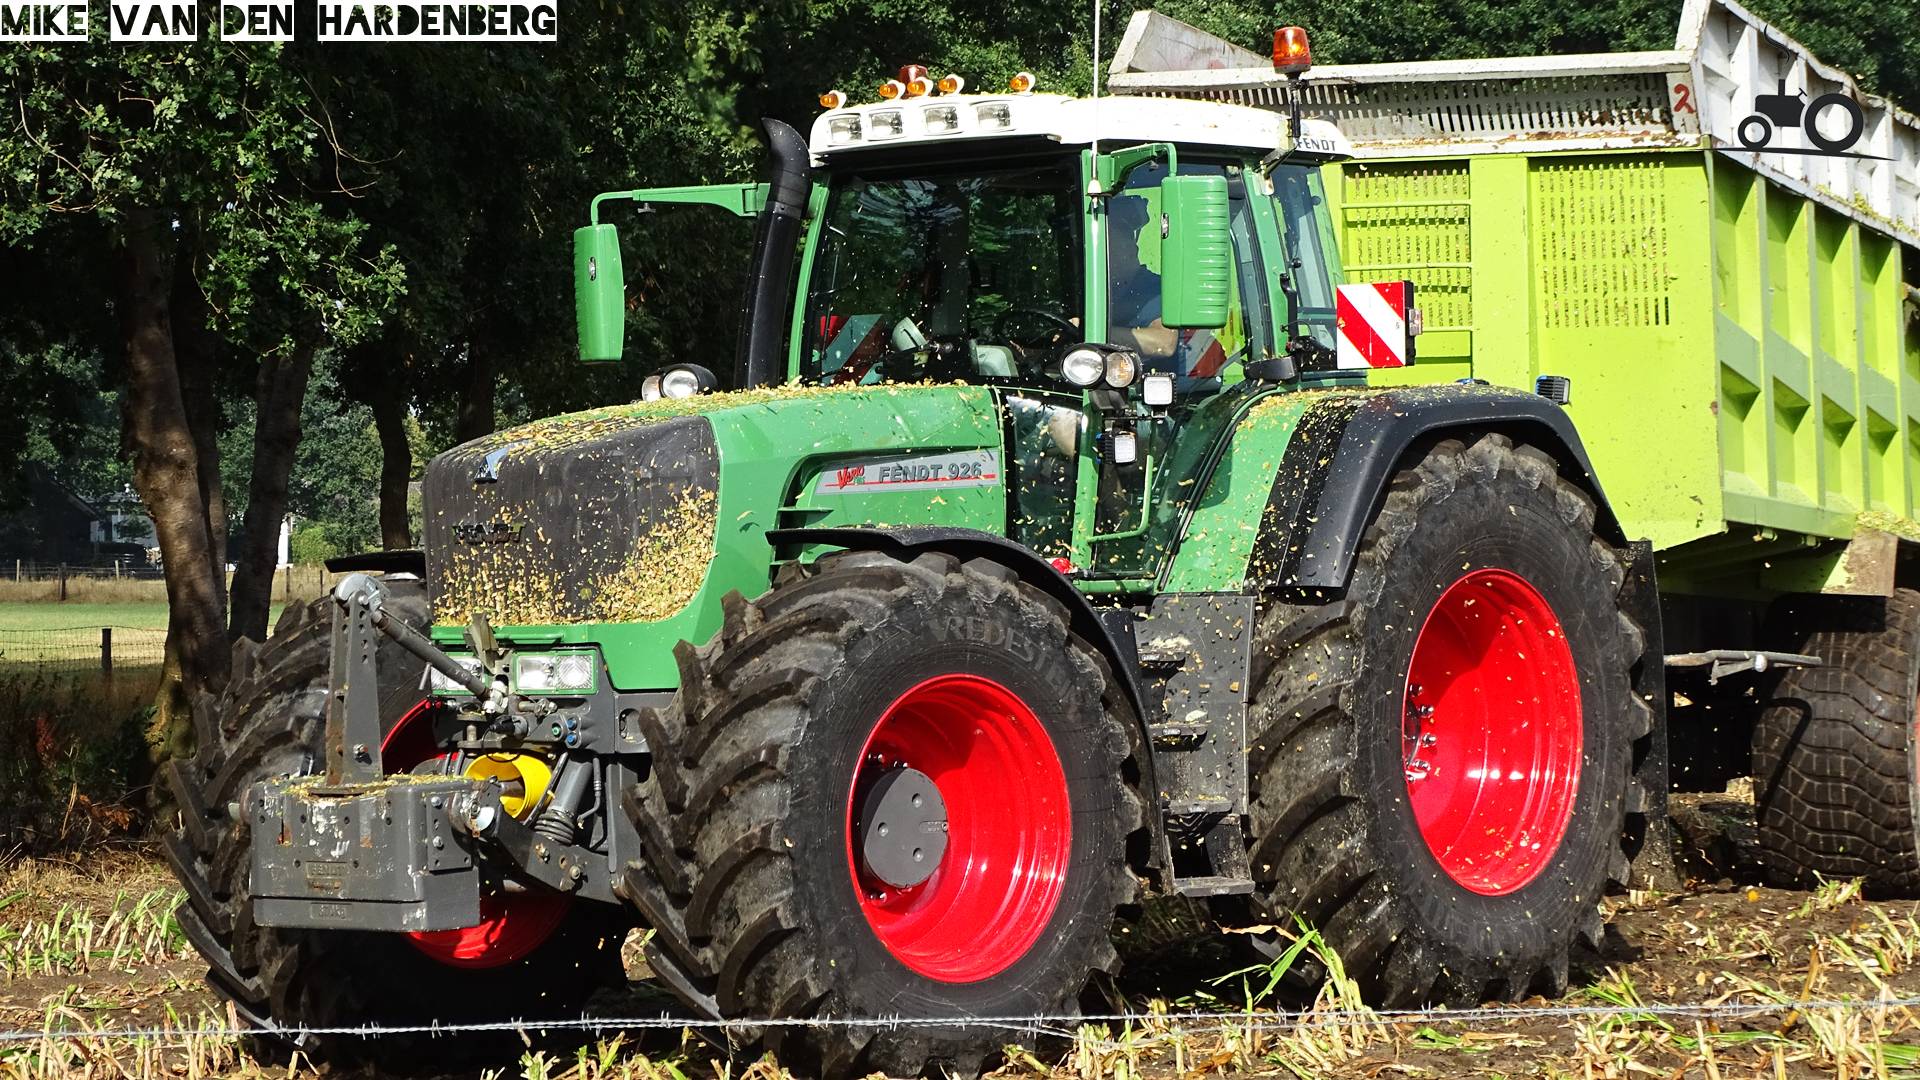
[734,119,813,390]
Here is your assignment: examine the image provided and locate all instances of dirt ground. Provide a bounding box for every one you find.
[5,788,1920,1079]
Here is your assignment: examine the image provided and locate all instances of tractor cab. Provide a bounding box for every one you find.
[575,60,1373,579]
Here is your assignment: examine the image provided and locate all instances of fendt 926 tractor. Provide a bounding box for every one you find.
[166,8,1919,1075]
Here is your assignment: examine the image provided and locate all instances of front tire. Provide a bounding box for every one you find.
[620,550,1143,1076]
[1241,434,1648,1003]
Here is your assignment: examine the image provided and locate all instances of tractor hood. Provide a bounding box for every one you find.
[422,383,1007,690]
[424,412,720,629]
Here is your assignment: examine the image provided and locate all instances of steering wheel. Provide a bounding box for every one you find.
[992,308,1079,350]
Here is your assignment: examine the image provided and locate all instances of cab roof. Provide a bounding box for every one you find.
[807,92,1335,163]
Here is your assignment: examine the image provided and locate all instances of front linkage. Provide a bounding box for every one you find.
[248,574,635,934]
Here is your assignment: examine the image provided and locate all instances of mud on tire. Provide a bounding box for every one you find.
[1753,590,1920,893]
[1239,433,1650,1004]
[619,550,1145,1077]
[163,586,626,1060]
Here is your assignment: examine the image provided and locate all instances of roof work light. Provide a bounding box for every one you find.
[1272,26,1312,73]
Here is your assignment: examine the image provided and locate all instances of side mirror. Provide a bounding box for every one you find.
[1334,280,1419,369]
[1159,174,1232,330]
[574,223,625,362]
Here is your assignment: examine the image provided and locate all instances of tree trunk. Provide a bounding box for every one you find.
[172,246,227,595]
[117,208,230,728]
[369,387,414,549]
[455,335,495,442]
[229,341,317,643]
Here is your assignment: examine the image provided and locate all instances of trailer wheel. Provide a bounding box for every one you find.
[162,588,626,1061]
[1241,434,1648,1003]
[1753,591,1920,892]
[620,550,1143,1077]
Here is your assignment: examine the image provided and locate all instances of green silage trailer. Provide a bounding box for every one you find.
[1116,0,1920,593]
[1115,0,1920,856]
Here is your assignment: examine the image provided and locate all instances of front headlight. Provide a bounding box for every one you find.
[922,104,960,134]
[1061,346,1106,388]
[512,650,599,695]
[868,109,905,139]
[827,114,862,145]
[429,655,486,696]
[975,101,1013,130]
[660,367,703,399]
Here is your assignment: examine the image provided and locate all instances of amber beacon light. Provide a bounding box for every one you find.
[1272,26,1312,73]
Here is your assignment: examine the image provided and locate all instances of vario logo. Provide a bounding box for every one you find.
[1737,78,1865,156]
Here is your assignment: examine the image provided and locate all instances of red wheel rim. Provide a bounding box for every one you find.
[380,702,571,968]
[845,674,1071,983]
[1402,569,1582,896]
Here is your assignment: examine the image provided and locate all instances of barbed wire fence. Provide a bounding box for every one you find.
[4,994,1920,1047]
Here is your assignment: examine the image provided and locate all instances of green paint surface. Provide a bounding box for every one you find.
[1323,145,1919,596]
[434,384,1001,689]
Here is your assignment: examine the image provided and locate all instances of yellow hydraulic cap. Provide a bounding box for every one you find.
[464,753,554,819]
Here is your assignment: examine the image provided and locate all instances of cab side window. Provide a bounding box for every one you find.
[1105,161,1271,397]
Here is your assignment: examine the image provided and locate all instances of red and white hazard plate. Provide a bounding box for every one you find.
[1335,281,1416,369]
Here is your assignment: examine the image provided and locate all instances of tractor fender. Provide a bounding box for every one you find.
[766,525,1166,865]
[1251,385,1628,594]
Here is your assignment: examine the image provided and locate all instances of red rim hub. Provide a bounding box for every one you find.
[380,701,570,968]
[846,674,1071,983]
[1402,569,1583,896]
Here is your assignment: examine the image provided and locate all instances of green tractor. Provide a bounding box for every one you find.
[167,55,1663,1074]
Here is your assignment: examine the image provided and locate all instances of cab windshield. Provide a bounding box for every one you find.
[800,159,1083,386]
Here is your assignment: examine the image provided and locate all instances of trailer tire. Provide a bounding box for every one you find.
[1753,590,1920,892]
[164,587,626,1062]
[619,550,1143,1078]
[1240,433,1647,1004]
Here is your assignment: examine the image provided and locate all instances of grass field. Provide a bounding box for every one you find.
[0,603,171,634]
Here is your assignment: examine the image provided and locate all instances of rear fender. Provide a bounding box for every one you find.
[1251,385,1627,595]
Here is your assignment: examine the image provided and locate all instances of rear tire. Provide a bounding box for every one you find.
[1239,434,1648,1003]
[164,586,626,1061]
[619,550,1143,1077]
[1753,590,1920,892]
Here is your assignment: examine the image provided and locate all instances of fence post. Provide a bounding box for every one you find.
[101,627,113,676]
[59,564,68,602]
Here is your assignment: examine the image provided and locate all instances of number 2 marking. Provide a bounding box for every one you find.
[1673,83,1697,114]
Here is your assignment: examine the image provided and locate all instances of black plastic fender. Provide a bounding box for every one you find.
[1252,385,1628,594]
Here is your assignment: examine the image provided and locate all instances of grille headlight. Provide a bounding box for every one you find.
[827,114,862,145]
[430,655,486,696]
[513,650,599,695]
[868,109,905,139]
[923,105,960,134]
[975,102,1013,130]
